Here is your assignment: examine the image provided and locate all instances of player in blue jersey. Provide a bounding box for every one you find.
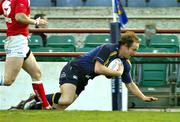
[53,31,158,109]
[10,31,158,110]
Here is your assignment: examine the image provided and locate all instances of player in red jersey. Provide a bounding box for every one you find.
[0,0,51,109]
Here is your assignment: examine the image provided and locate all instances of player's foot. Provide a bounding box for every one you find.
[43,105,52,110]
[24,100,37,110]
[8,94,36,110]
[8,106,18,110]
[8,100,26,110]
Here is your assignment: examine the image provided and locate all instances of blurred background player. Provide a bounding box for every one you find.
[32,14,48,47]
[0,0,51,109]
[11,31,158,110]
[144,21,157,47]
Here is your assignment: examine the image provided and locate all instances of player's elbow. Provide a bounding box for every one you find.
[15,14,22,22]
[15,13,26,23]
[94,66,101,74]
[94,61,103,74]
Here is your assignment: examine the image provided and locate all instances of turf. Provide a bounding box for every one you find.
[0,110,180,122]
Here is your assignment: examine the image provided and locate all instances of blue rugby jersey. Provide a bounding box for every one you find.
[73,44,132,83]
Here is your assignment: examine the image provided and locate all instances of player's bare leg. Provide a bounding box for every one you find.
[56,83,77,109]
[22,52,51,109]
[22,53,41,81]
[3,57,24,86]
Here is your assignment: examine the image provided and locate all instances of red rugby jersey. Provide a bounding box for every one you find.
[0,0,30,36]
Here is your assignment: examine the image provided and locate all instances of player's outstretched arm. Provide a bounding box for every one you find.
[15,13,48,26]
[126,82,158,102]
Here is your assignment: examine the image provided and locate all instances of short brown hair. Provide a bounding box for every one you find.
[118,31,140,47]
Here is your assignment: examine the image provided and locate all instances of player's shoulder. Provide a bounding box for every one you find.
[101,43,119,51]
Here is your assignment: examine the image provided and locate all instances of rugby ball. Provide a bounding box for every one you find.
[108,58,124,73]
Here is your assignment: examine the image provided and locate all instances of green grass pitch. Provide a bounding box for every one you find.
[0,110,180,122]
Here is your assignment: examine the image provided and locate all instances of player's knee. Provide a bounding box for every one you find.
[4,83,12,86]
[4,78,15,86]
[60,97,74,106]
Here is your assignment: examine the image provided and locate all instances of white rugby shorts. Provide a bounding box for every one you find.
[4,35,30,58]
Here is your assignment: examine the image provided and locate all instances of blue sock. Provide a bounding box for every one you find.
[46,92,61,105]
[34,92,61,105]
[45,94,54,105]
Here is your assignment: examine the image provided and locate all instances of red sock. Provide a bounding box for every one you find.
[32,82,50,108]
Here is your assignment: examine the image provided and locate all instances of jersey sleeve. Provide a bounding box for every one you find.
[95,45,111,64]
[121,60,132,84]
[15,0,29,14]
[121,72,132,84]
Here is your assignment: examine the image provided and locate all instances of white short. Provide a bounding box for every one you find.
[4,35,30,58]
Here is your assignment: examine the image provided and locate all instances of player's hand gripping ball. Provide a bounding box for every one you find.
[108,58,124,75]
